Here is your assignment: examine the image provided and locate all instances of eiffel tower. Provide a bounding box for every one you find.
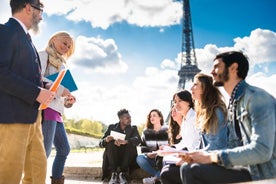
[177,0,201,90]
[166,0,200,122]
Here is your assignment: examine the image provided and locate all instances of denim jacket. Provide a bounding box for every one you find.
[201,107,228,151]
[218,81,276,180]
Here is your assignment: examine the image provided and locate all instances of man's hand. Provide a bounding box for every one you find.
[105,135,114,143]
[114,139,128,146]
[36,88,55,105]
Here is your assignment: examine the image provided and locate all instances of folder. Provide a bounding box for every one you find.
[39,69,67,110]
[46,69,78,92]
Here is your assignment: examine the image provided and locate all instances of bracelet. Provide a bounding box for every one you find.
[210,152,219,164]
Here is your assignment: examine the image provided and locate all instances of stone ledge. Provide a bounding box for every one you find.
[63,166,150,181]
[63,166,276,184]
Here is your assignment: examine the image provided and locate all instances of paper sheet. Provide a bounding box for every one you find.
[155,146,188,157]
[110,130,126,140]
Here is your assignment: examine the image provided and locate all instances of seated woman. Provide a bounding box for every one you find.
[179,73,229,183]
[161,74,228,184]
[161,106,184,166]
[136,109,168,184]
[160,90,201,184]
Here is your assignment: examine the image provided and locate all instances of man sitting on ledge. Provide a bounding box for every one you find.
[179,51,276,184]
[99,108,141,184]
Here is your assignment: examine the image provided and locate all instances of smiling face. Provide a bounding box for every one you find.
[173,95,191,116]
[52,36,73,56]
[190,78,203,102]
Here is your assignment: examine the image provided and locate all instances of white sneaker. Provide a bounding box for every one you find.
[109,172,118,184]
[142,177,156,184]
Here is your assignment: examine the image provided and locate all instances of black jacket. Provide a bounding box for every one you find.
[99,123,141,179]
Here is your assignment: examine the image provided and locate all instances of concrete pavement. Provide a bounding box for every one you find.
[46,150,103,184]
[46,150,146,184]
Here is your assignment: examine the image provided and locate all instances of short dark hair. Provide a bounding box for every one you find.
[10,0,43,14]
[117,109,129,118]
[214,51,249,79]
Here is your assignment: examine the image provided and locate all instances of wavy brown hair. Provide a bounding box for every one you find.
[194,73,227,134]
[145,109,164,129]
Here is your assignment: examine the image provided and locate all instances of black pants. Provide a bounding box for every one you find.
[105,141,132,172]
[160,164,182,184]
[180,163,252,184]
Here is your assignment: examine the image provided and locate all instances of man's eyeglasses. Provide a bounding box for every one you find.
[30,3,44,12]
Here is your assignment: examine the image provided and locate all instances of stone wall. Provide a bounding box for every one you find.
[67,133,100,149]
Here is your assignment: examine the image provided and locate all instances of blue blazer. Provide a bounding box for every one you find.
[0,18,42,124]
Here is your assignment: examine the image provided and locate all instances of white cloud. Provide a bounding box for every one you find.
[194,28,276,74]
[65,28,276,125]
[65,67,178,125]
[43,0,182,29]
[246,73,276,97]
[69,35,128,74]
[161,59,178,69]
[234,28,276,65]
[0,0,10,23]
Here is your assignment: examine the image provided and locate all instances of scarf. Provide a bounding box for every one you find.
[46,46,66,70]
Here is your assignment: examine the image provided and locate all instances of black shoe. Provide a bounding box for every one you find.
[109,172,118,184]
[118,172,128,184]
[154,180,161,184]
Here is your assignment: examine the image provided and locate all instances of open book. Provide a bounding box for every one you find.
[155,146,188,157]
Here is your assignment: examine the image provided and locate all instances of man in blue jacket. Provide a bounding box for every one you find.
[179,51,276,183]
[0,0,54,183]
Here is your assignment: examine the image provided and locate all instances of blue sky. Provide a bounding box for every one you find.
[1,0,275,125]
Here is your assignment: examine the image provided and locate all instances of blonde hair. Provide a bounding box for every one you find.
[47,31,75,59]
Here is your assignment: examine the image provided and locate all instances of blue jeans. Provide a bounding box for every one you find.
[42,120,70,179]
[136,154,160,178]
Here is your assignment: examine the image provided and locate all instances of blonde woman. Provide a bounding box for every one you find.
[39,31,76,184]
[190,73,228,151]
[179,73,228,183]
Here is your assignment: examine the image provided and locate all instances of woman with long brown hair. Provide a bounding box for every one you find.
[191,73,228,150]
[137,109,168,184]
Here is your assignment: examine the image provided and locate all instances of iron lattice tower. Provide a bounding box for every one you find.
[177,0,201,90]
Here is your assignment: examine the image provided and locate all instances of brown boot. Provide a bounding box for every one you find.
[50,176,65,184]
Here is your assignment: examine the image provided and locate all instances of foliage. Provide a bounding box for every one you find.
[137,123,146,136]
[63,115,145,138]
[64,117,105,138]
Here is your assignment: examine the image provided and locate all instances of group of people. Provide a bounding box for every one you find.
[99,50,276,184]
[0,0,76,184]
[1,1,276,184]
